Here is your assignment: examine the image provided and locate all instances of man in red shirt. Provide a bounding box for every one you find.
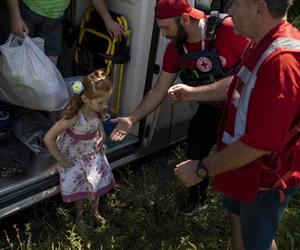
[110,0,248,215]
[173,0,300,249]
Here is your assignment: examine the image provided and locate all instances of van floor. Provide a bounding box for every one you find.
[0,155,56,190]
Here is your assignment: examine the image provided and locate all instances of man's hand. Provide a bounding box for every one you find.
[109,116,133,141]
[168,84,195,103]
[10,16,28,38]
[174,159,203,187]
[104,18,124,41]
[91,0,124,41]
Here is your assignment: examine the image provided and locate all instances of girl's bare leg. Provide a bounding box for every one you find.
[92,198,107,226]
[75,200,88,228]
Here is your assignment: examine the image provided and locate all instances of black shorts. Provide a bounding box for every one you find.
[186,104,223,160]
[0,2,63,55]
[20,1,63,56]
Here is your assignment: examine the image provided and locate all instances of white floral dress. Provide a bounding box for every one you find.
[57,110,115,203]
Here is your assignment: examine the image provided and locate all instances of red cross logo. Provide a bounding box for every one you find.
[197,57,212,72]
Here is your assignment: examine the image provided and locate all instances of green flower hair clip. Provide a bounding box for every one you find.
[71,81,84,95]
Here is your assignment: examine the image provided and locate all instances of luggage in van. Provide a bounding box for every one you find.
[74,6,131,115]
[0,35,69,111]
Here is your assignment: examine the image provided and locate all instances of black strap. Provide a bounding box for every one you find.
[206,11,228,48]
[178,12,233,86]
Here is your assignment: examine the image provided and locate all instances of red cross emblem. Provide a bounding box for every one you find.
[197,57,212,72]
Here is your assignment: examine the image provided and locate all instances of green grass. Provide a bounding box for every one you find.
[0,143,299,249]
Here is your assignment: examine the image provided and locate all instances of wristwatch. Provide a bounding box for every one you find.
[195,160,209,179]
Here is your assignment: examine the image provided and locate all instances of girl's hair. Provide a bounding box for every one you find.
[63,69,112,120]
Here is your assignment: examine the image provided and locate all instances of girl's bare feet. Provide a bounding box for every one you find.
[75,201,88,230]
[94,213,108,226]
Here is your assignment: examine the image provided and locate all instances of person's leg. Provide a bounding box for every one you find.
[231,218,278,250]
[229,212,245,250]
[270,240,278,250]
[223,195,245,250]
[240,187,298,250]
[184,182,208,215]
[91,197,107,226]
[191,178,209,204]
[19,1,63,65]
[74,200,85,220]
[183,104,222,215]
[36,15,63,65]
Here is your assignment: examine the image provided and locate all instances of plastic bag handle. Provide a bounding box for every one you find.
[5,33,16,46]
[5,33,28,47]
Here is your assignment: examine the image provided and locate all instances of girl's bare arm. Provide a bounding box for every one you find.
[97,121,107,154]
[43,116,77,163]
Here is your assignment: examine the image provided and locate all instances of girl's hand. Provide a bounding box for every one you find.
[58,157,73,168]
[99,143,108,154]
[97,136,107,154]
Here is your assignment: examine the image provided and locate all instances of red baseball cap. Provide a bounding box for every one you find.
[155,0,204,20]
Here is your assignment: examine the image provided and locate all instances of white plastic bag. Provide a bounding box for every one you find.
[0,34,69,111]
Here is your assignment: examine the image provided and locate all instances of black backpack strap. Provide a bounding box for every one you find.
[206,11,228,47]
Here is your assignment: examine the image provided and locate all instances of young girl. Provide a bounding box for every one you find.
[44,69,115,228]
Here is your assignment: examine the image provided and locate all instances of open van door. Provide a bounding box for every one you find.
[0,0,230,219]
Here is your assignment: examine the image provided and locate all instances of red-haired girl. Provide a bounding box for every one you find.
[44,69,115,228]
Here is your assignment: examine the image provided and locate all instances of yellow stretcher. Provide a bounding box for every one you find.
[74,6,131,115]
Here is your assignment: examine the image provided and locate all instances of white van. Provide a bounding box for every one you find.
[0,0,230,219]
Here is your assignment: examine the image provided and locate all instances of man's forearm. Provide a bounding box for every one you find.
[91,0,111,23]
[192,76,232,102]
[129,88,167,124]
[204,140,270,176]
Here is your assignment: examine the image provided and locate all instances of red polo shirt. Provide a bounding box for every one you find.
[213,21,300,201]
[162,17,249,73]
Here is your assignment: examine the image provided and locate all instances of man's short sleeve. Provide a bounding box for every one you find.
[162,42,181,73]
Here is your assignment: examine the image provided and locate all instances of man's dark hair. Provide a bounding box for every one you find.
[264,0,295,18]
